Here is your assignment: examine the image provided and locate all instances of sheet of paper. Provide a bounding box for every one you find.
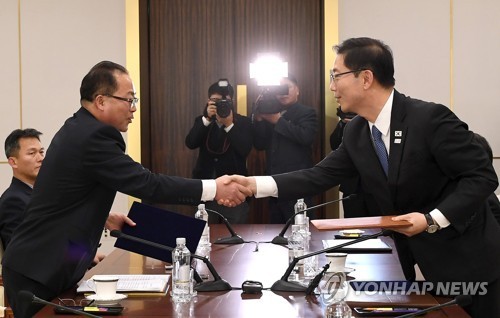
[77,274,170,294]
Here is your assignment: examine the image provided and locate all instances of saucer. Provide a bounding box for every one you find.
[86,293,127,305]
[326,267,355,274]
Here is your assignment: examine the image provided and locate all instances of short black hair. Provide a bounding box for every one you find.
[80,61,129,103]
[208,79,234,99]
[334,37,395,88]
[5,128,43,158]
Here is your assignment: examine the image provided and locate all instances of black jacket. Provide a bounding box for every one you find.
[185,114,252,178]
[3,107,204,294]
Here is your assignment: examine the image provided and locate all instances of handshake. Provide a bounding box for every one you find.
[214,175,257,207]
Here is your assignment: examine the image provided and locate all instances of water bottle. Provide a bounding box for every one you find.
[288,224,305,281]
[325,301,352,318]
[194,245,211,280]
[294,198,310,236]
[322,272,351,317]
[171,237,192,302]
[195,204,210,247]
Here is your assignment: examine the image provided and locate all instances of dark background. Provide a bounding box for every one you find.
[139,0,327,222]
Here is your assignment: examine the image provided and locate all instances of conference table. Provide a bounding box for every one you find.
[35,224,469,317]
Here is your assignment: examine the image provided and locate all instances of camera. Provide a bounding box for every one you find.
[336,107,356,120]
[215,99,233,118]
[212,79,234,118]
[254,85,289,114]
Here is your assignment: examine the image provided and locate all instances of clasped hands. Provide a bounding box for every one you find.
[215,175,256,207]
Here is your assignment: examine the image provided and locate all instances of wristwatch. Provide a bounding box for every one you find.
[424,213,440,233]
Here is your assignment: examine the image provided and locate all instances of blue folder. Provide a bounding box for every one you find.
[114,202,205,263]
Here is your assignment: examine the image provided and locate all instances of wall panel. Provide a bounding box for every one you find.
[142,0,324,221]
[453,0,500,183]
[0,0,21,149]
[338,0,450,107]
[0,0,129,254]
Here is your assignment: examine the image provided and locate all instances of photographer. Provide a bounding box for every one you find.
[252,75,318,223]
[185,79,252,223]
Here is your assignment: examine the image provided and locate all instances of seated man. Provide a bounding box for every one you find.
[0,129,106,265]
[0,128,44,248]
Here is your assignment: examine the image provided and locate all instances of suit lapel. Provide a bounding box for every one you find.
[388,91,408,195]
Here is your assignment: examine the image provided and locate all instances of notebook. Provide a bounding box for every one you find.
[114,202,205,263]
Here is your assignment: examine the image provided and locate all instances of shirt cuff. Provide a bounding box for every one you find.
[201,179,217,201]
[202,116,211,126]
[429,209,451,229]
[254,176,278,198]
[224,123,234,132]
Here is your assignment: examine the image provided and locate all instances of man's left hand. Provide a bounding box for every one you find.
[390,212,427,237]
[217,110,234,127]
[105,212,136,232]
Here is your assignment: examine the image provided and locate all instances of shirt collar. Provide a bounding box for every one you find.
[369,89,394,137]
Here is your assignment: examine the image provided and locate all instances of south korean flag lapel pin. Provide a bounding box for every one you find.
[394,130,402,144]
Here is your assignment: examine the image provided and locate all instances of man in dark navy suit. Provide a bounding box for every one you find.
[234,37,500,317]
[0,129,44,249]
[2,61,251,318]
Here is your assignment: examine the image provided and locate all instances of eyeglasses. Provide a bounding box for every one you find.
[104,94,139,109]
[58,298,95,307]
[329,69,366,82]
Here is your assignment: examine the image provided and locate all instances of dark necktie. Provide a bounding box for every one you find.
[372,125,389,176]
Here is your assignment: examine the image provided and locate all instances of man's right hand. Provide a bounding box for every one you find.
[205,100,217,120]
[215,175,253,207]
[226,175,257,196]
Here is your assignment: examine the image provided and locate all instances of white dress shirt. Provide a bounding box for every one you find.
[254,89,449,228]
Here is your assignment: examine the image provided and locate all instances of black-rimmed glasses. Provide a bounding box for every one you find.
[58,297,95,307]
[104,94,139,109]
[329,69,366,82]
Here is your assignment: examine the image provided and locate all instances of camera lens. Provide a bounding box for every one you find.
[215,100,233,118]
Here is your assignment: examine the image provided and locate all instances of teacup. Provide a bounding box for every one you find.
[88,276,119,298]
[325,253,347,273]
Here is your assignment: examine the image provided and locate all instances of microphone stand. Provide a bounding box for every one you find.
[305,263,329,295]
[205,208,245,244]
[272,194,357,245]
[18,290,101,318]
[110,230,231,292]
[271,229,391,292]
[396,295,472,318]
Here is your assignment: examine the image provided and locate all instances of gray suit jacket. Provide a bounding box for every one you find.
[273,90,500,283]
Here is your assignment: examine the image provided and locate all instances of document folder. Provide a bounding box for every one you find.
[311,216,411,231]
[114,202,205,263]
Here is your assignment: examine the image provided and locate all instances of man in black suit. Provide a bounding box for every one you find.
[0,129,44,249]
[472,133,500,225]
[234,37,500,317]
[252,75,318,223]
[1,61,251,318]
[186,79,253,223]
[329,107,374,218]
